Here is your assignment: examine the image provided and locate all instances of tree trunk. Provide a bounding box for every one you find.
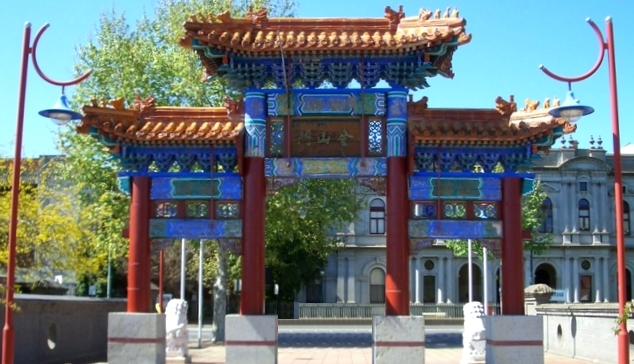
[211,240,228,342]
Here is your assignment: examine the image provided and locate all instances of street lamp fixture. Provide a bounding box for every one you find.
[2,22,90,364]
[539,16,628,364]
[38,91,83,125]
[546,89,594,125]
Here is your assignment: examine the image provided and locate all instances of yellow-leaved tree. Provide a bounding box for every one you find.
[0,157,105,292]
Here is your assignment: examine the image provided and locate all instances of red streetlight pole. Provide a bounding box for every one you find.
[540,17,628,364]
[2,23,90,364]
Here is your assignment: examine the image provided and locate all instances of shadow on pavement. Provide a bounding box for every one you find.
[277,332,461,348]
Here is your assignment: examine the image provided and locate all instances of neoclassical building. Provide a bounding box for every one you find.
[301,138,634,305]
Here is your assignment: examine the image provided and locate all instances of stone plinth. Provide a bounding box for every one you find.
[524,284,555,316]
[372,315,425,364]
[225,315,278,364]
[485,315,543,364]
[108,312,166,364]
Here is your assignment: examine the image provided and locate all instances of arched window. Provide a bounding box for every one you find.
[578,198,590,231]
[369,199,385,234]
[624,201,631,236]
[370,268,386,303]
[540,197,554,233]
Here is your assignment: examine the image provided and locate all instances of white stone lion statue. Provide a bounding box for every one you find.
[165,299,189,358]
[461,301,486,364]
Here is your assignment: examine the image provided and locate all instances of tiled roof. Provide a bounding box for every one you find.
[179,6,471,54]
[408,97,573,146]
[78,96,244,145]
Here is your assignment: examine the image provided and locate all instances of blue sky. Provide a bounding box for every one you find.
[0,1,632,157]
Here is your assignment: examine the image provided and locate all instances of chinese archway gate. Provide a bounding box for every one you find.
[78,3,571,334]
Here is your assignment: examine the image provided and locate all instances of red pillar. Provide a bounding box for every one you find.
[128,176,151,312]
[501,177,524,315]
[240,157,266,315]
[385,156,410,315]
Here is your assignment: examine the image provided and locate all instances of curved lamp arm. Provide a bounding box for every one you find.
[31,23,92,89]
[539,18,606,83]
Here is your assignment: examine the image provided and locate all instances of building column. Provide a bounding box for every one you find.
[240,91,267,315]
[603,256,610,302]
[128,176,151,312]
[501,177,524,314]
[524,256,531,287]
[563,256,571,303]
[590,181,601,233]
[437,257,445,303]
[561,179,571,233]
[446,257,454,303]
[385,90,409,315]
[592,257,602,303]
[600,183,609,232]
[347,256,356,302]
[414,257,421,303]
[336,255,346,302]
[569,179,578,233]
[573,257,580,303]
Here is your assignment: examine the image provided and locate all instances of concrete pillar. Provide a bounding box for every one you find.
[241,91,267,315]
[486,316,543,364]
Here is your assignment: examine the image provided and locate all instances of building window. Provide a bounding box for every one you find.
[624,201,631,236]
[369,199,385,234]
[580,275,592,302]
[540,197,554,233]
[579,181,588,192]
[578,198,590,231]
[305,282,322,303]
[370,268,386,303]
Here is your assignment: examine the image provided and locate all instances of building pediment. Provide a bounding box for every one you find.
[540,182,560,193]
[559,156,611,172]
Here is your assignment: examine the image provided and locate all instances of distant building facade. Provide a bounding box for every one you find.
[298,140,634,305]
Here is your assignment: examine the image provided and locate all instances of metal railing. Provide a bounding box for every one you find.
[298,302,501,319]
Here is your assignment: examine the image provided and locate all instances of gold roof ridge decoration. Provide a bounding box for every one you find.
[179,5,471,54]
[77,95,244,146]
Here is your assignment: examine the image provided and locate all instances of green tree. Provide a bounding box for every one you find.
[445,179,552,259]
[62,0,305,340]
[266,179,366,301]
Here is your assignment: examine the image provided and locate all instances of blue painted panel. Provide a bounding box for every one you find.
[149,219,242,239]
[408,220,503,239]
[267,91,386,117]
[151,176,242,200]
[264,158,387,178]
[409,177,501,201]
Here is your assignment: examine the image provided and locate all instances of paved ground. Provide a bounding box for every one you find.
[178,325,596,364]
